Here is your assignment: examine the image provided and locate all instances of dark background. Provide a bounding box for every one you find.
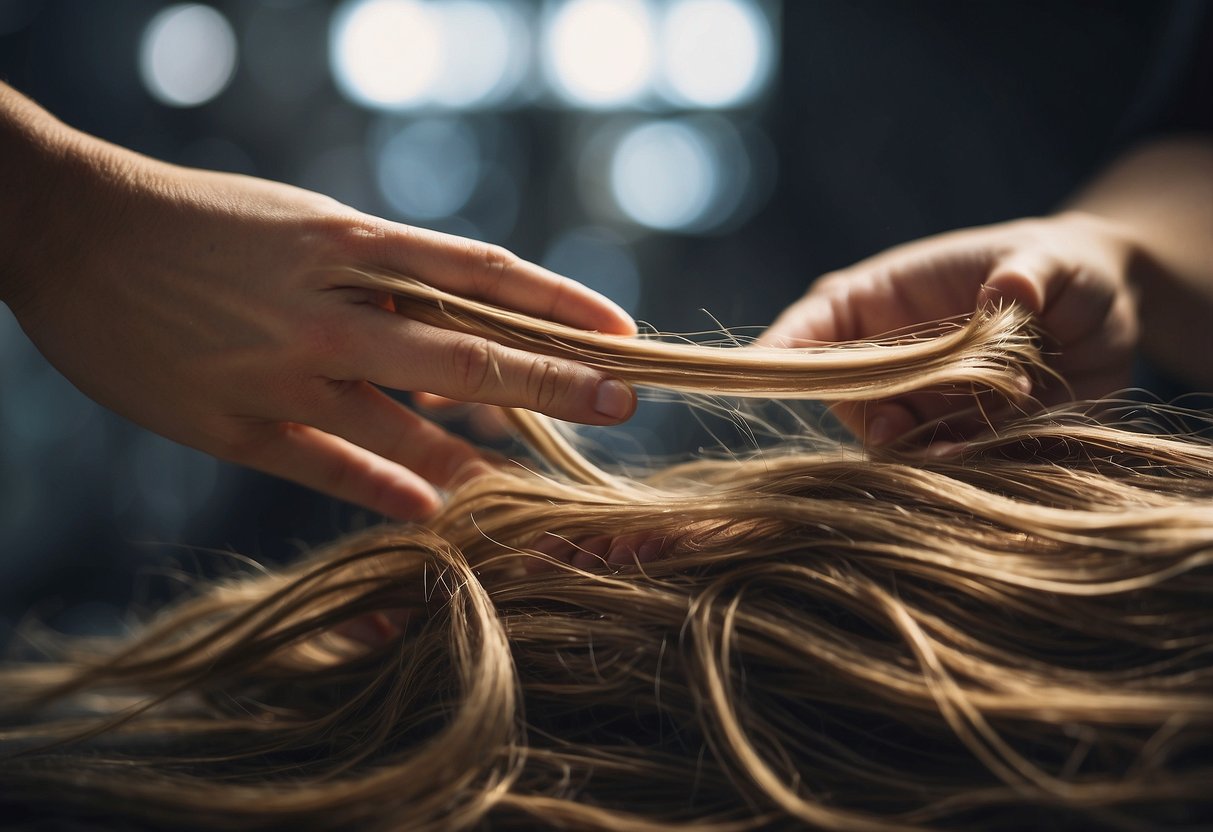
[1,0,1208,639]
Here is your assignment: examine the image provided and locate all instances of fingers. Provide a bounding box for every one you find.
[337,609,414,648]
[232,382,499,520]
[761,220,1136,445]
[760,241,999,347]
[758,285,851,346]
[232,421,444,520]
[304,381,492,490]
[523,533,666,574]
[826,400,919,446]
[980,250,1056,314]
[355,221,637,336]
[412,392,461,410]
[339,311,636,425]
[828,372,1034,447]
[571,535,613,570]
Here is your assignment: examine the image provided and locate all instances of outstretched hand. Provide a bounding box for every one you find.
[760,213,1141,445]
[3,126,636,519]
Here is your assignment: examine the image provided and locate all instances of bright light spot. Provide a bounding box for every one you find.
[661,0,772,108]
[543,226,641,314]
[139,4,237,107]
[610,120,717,231]
[375,118,482,219]
[545,0,655,107]
[331,0,528,110]
[330,0,442,109]
[431,1,528,108]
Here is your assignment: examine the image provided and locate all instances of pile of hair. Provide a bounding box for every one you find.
[1,274,1210,831]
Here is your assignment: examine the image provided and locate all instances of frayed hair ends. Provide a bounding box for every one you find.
[348,268,1046,403]
[1,275,1211,830]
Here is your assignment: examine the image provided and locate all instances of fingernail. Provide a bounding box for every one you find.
[868,415,894,446]
[594,379,634,421]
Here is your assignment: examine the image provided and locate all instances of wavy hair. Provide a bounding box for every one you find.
[1,273,1210,831]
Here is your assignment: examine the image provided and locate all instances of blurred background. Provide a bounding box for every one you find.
[1,0,1208,638]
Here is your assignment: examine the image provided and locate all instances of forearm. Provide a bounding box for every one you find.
[0,83,145,319]
[0,83,72,308]
[1065,136,1213,389]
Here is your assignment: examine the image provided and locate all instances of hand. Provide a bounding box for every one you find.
[3,131,636,520]
[759,213,1141,444]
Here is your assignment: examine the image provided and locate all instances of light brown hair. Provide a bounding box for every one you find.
[1,272,1210,830]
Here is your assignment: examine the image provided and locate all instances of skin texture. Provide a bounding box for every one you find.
[0,83,637,519]
[761,137,1213,446]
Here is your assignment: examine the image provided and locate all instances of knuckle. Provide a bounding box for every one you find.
[472,243,519,296]
[1007,215,1051,239]
[452,337,495,396]
[314,216,386,261]
[811,270,848,294]
[214,420,285,464]
[302,318,352,363]
[481,243,518,274]
[526,359,566,412]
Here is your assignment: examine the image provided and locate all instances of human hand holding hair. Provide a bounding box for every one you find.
[761,137,1213,446]
[0,83,637,520]
[760,212,1141,444]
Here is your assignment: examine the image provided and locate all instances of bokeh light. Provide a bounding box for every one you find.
[544,0,656,107]
[330,0,442,110]
[331,0,528,110]
[375,118,483,219]
[139,4,237,108]
[608,115,762,232]
[430,1,529,108]
[609,119,718,231]
[661,0,773,108]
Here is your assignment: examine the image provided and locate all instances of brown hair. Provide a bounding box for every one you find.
[1,272,1210,831]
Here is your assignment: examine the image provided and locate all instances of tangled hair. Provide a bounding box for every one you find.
[2,272,1211,830]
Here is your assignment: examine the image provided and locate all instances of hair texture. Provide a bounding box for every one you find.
[1,272,1211,831]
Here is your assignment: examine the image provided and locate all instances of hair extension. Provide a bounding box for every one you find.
[1,278,1210,831]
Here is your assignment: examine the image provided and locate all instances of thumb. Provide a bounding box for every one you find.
[979,251,1053,315]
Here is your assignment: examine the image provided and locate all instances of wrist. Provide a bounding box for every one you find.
[0,88,145,323]
[0,91,79,315]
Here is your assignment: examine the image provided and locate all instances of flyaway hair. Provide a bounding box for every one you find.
[1,271,1210,831]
